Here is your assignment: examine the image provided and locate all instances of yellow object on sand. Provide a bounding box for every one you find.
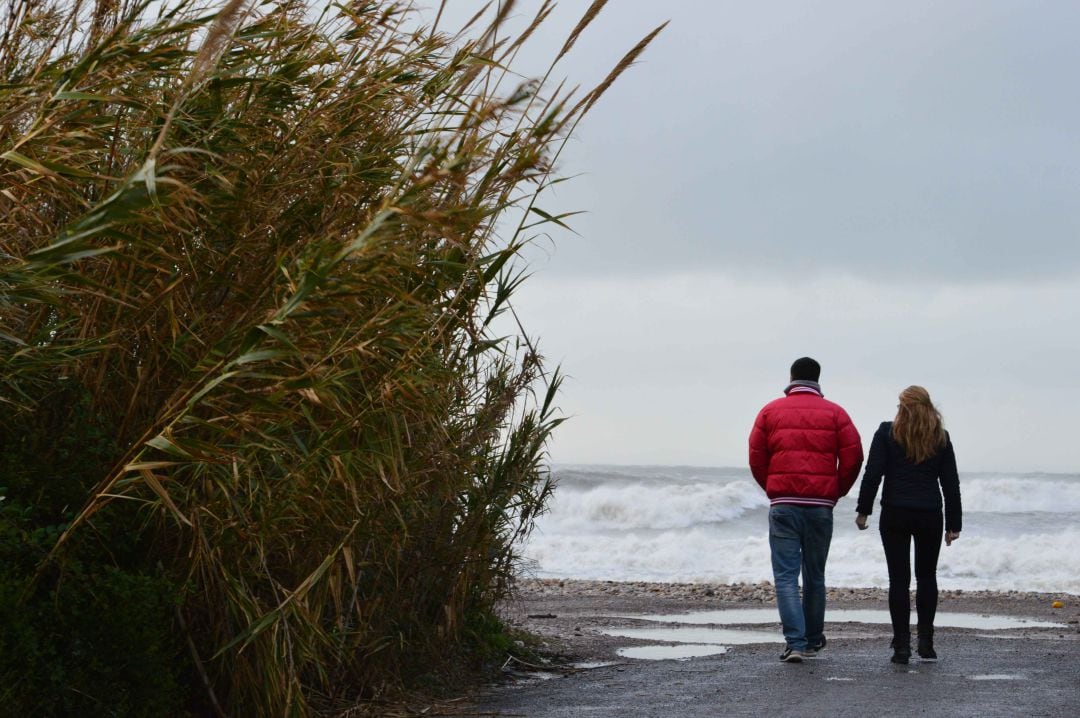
[1051,600,1064,609]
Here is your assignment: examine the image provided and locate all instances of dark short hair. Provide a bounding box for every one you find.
[790,357,821,382]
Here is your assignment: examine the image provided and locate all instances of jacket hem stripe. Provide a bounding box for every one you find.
[769,497,837,508]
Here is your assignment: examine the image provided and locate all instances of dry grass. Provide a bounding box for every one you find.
[0,1,662,714]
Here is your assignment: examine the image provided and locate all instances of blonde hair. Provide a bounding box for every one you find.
[892,385,946,463]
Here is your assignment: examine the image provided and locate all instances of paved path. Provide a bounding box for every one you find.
[469,633,1079,717]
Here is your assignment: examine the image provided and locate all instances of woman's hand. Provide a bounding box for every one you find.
[945,530,960,546]
[855,514,869,530]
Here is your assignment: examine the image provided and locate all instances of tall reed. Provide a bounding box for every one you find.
[0,0,661,714]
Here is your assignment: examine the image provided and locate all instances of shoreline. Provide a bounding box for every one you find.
[513,576,1077,602]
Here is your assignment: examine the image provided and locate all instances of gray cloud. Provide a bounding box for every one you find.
[500,0,1080,280]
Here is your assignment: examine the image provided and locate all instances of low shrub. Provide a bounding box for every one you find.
[0,559,189,717]
[0,386,191,716]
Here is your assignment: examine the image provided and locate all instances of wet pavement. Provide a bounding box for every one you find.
[470,626,1079,717]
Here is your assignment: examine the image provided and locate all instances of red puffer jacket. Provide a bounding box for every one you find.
[748,388,864,507]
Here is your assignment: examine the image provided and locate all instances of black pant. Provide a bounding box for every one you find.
[879,505,943,637]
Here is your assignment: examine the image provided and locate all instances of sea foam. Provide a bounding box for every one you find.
[523,466,1080,594]
[543,480,767,531]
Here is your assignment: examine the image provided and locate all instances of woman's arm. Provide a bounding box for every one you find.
[939,436,962,534]
[855,423,889,518]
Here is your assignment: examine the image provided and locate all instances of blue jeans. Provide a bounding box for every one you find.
[769,504,833,651]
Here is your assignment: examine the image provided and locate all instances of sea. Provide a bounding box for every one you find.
[521,465,1080,595]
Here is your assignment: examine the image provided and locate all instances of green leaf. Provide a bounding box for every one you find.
[527,207,584,233]
[1,150,59,177]
[52,90,137,105]
[146,435,194,459]
[232,348,291,365]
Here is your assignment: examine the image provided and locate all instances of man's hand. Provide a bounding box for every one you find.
[855,514,869,530]
[945,530,960,546]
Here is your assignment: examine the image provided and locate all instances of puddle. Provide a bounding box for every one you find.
[602,608,1063,662]
[610,609,1065,630]
[504,670,560,682]
[968,674,1027,681]
[617,644,728,660]
[601,626,780,645]
[570,661,620,670]
[601,609,1062,660]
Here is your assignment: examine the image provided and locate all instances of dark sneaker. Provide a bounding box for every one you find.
[805,636,827,657]
[779,647,804,663]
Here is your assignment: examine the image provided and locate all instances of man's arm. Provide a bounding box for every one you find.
[748,409,771,491]
[835,408,863,497]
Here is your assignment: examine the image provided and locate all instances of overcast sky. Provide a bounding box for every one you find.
[437,1,1080,473]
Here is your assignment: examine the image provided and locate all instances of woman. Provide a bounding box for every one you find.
[855,386,962,664]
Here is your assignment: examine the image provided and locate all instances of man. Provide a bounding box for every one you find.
[749,357,863,663]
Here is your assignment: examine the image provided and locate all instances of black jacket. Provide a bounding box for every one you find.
[855,421,962,532]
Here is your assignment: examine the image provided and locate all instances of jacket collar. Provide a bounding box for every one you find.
[784,380,824,397]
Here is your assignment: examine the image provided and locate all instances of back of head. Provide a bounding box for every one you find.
[790,357,821,382]
[892,385,946,463]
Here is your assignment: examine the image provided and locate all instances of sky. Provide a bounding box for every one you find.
[434,0,1080,473]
